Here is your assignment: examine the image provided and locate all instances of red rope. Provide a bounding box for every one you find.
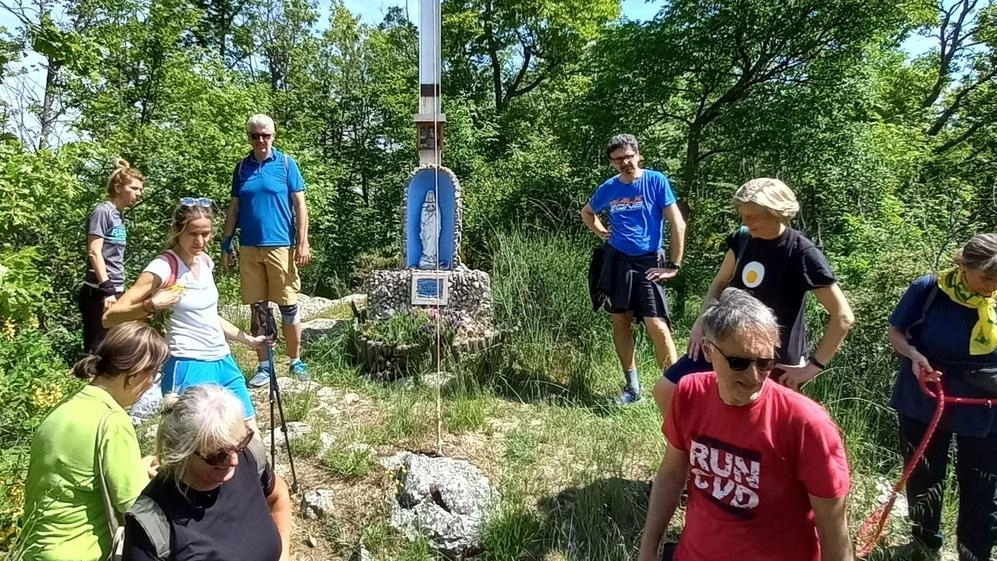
[856,369,997,557]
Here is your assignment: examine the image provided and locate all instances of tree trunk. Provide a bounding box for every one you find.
[37,60,61,150]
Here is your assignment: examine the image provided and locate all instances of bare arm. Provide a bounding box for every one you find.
[685,251,737,358]
[663,203,686,266]
[266,474,293,561]
[103,272,160,326]
[87,234,110,284]
[218,315,266,349]
[887,325,934,375]
[778,284,855,390]
[581,203,609,240]
[810,495,854,561]
[291,191,310,266]
[637,446,689,561]
[222,197,240,240]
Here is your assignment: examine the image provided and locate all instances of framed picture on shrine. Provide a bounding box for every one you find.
[411,271,450,306]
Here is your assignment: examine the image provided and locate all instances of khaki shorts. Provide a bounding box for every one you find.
[239,246,300,305]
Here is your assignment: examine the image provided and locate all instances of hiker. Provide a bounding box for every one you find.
[78,159,144,353]
[652,178,853,418]
[886,233,997,561]
[638,288,853,561]
[16,324,167,561]
[104,199,266,428]
[221,113,311,388]
[122,385,292,561]
[582,133,686,405]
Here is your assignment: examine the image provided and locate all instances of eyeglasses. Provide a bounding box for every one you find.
[610,153,637,165]
[249,133,273,141]
[708,341,776,372]
[180,197,213,208]
[196,429,255,466]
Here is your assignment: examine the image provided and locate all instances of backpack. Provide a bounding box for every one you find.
[124,437,269,560]
[903,274,940,341]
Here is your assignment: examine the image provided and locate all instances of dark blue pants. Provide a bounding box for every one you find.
[900,415,997,561]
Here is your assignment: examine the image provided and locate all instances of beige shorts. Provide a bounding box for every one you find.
[239,246,300,305]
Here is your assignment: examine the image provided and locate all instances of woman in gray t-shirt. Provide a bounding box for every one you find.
[79,159,144,353]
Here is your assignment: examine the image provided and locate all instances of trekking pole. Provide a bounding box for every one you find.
[856,368,997,557]
[253,304,300,494]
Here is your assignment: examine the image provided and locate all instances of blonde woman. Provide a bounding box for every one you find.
[17,324,167,561]
[79,159,144,353]
[105,199,265,427]
[652,178,854,418]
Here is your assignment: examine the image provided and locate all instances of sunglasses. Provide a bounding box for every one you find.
[249,133,273,141]
[708,341,776,372]
[180,197,213,208]
[195,429,255,466]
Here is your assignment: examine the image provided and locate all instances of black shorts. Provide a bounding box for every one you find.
[602,249,671,323]
[78,284,122,353]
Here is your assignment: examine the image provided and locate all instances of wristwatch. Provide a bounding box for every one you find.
[665,260,681,270]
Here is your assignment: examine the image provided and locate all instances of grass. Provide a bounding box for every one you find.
[217,231,962,560]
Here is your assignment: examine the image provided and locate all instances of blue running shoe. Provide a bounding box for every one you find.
[615,387,642,406]
[289,359,309,381]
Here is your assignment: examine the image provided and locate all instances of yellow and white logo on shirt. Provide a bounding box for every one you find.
[741,261,765,288]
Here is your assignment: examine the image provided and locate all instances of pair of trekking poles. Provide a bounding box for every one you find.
[856,368,997,557]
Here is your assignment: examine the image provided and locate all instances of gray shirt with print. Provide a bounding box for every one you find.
[84,201,126,289]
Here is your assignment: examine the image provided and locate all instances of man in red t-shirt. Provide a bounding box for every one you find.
[638,288,853,561]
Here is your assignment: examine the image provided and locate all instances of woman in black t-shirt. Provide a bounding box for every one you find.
[122,385,291,561]
[652,178,854,417]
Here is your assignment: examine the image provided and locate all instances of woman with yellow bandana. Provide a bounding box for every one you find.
[887,233,997,561]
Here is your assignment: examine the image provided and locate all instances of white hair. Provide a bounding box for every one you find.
[246,113,275,133]
[156,385,248,485]
[702,288,781,348]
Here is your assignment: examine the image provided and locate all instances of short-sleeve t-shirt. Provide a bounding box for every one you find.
[727,227,836,365]
[664,373,851,561]
[588,169,677,256]
[84,201,127,290]
[231,148,305,247]
[122,449,281,561]
[889,274,997,436]
[19,386,147,561]
[143,251,229,360]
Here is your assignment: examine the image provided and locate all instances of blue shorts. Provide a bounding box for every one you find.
[161,354,256,419]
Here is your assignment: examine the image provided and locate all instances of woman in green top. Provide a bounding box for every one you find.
[16,323,168,561]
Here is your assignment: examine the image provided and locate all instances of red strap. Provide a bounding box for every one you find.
[161,252,179,289]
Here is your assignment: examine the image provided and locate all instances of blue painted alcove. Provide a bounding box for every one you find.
[404,168,456,269]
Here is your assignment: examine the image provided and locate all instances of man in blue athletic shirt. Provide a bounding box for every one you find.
[582,134,686,405]
[222,114,311,386]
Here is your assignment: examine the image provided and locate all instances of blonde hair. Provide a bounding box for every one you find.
[106,158,144,197]
[732,178,800,223]
[70,323,168,381]
[166,203,214,250]
[156,385,249,485]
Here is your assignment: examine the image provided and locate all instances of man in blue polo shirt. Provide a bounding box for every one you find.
[582,134,686,405]
[222,114,311,385]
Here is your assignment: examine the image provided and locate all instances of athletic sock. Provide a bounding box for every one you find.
[624,368,640,393]
[258,361,270,372]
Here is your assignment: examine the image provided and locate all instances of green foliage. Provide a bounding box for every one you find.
[359,309,457,348]
[321,448,374,478]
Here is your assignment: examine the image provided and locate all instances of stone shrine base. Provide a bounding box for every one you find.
[365,268,494,336]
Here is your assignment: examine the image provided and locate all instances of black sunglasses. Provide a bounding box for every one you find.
[196,429,254,466]
[708,341,776,372]
[249,133,273,141]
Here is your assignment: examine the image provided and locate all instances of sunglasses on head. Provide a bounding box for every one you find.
[196,429,254,466]
[249,133,273,141]
[708,341,776,372]
[180,197,213,208]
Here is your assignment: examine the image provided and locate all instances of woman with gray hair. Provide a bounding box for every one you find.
[886,233,997,561]
[122,385,292,561]
[652,177,854,418]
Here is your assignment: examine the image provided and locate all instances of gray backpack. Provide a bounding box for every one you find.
[125,437,268,560]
